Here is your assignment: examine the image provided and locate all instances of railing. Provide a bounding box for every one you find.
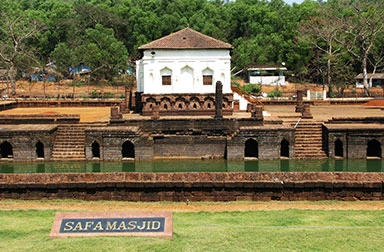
[294,117,302,129]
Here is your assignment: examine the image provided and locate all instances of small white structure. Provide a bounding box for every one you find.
[136,27,232,94]
[355,73,384,88]
[135,27,234,116]
[247,66,287,86]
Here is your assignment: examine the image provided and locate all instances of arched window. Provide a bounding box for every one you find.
[202,68,213,85]
[334,139,343,157]
[145,97,156,110]
[189,97,200,110]
[161,67,172,86]
[160,97,171,111]
[0,141,13,158]
[92,141,100,158]
[204,97,214,110]
[280,139,289,158]
[245,139,258,158]
[175,97,186,110]
[367,139,381,158]
[35,141,44,158]
[122,141,135,159]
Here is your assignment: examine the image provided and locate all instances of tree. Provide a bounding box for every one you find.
[331,60,355,97]
[67,24,128,81]
[297,2,344,91]
[50,42,74,76]
[0,7,44,95]
[367,28,384,86]
[338,0,384,95]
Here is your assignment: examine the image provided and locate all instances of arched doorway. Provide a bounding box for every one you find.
[122,141,135,159]
[92,141,100,158]
[35,141,44,158]
[244,139,258,158]
[280,139,289,158]
[334,139,343,158]
[367,139,381,158]
[0,141,13,158]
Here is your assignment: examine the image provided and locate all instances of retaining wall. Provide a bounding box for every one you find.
[0,114,80,124]
[0,172,382,201]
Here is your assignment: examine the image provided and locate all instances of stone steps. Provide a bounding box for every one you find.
[295,121,328,159]
[51,125,86,161]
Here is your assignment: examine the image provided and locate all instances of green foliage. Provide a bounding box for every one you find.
[69,81,83,87]
[331,62,356,97]
[268,88,283,98]
[89,89,114,99]
[103,92,114,99]
[0,0,382,88]
[242,84,261,95]
[231,81,241,87]
[296,0,384,90]
[89,88,100,98]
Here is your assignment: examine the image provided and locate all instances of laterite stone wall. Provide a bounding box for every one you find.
[0,172,382,201]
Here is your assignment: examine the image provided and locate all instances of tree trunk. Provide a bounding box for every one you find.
[327,42,333,97]
[8,64,17,96]
[362,56,370,96]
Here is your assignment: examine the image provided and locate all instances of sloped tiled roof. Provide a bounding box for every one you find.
[138,27,232,50]
[356,73,384,79]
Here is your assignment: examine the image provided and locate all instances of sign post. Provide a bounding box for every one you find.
[50,211,173,239]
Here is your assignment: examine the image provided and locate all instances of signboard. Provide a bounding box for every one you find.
[50,211,172,238]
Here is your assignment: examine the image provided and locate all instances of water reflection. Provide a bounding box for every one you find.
[92,162,101,173]
[1,159,384,173]
[122,162,135,172]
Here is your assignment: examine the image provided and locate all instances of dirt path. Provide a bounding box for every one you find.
[0,107,112,122]
[1,200,384,212]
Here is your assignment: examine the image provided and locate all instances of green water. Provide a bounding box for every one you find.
[0,159,383,173]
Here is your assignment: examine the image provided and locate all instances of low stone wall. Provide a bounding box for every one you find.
[15,99,122,108]
[0,101,17,111]
[0,114,80,124]
[0,172,382,201]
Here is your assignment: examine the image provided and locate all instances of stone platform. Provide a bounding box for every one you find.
[0,102,384,161]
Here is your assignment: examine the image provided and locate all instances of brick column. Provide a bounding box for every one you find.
[302,104,313,119]
[134,92,143,113]
[215,81,223,119]
[120,102,128,114]
[253,105,264,121]
[110,107,122,120]
[295,90,304,113]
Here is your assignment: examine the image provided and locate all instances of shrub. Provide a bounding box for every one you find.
[267,88,283,98]
[103,92,114,98]
[243,84,261,95]
[231,81,241,87]
[69,81,83,87]
[90,89,101,98]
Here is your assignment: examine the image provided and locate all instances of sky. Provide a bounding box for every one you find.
[284,0,305,5]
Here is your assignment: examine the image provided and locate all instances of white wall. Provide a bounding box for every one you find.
[233,92,249,111]
[136,49,232,94]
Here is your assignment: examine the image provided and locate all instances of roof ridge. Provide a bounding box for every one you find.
[138,27,232,50]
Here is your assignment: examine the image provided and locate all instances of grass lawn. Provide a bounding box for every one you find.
[0,201,384,252]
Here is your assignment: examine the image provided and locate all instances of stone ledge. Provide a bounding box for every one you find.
[1,172,384,184]
[1,172,383,202]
